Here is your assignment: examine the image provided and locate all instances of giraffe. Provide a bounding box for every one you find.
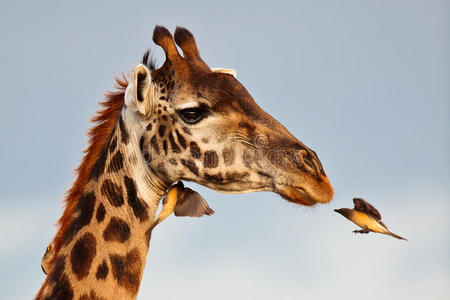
[35,26,334,300]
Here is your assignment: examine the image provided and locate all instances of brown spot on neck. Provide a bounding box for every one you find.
[96,260,109,280]
[118,115,129,145]
[70,232,97,280]
[96,202,106,223]
[109,248,143,296]
[124,176,149,222]
[79,290,106,300]
[107,151,124,173]
[102,217,131,243]
[101,179,124,207]
[62,192,96,246]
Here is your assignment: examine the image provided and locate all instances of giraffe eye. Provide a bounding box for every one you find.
[178,108,209,124]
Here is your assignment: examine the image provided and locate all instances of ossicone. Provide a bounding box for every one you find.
[174,26,201,61]
[152,25,181,61]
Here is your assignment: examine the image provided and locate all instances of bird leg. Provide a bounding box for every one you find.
[353,229,370,234]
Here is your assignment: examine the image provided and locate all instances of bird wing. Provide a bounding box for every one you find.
[174,187,215,217]
[353,198,382,221]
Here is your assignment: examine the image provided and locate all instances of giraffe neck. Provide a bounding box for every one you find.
[36,108,169,300]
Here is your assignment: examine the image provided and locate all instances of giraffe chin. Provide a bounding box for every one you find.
[278,186,320,206]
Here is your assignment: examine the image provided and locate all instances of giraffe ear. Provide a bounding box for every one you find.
[174,187,215,217]
[125,64,155,116]
[211,68,237,78]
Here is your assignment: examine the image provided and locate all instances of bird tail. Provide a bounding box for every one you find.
[388,231,408,241]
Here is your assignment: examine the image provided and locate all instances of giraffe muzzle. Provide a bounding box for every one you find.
[272,149,334,206]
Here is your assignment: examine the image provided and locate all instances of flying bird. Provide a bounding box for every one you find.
[334,198,407,240]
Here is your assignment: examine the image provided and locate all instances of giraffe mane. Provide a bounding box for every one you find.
[49,75,128,267]
[141,49,157,70]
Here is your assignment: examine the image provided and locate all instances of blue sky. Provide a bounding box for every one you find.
[0,1,448,299]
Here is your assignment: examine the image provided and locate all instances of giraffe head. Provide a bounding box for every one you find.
[125,26,333,206]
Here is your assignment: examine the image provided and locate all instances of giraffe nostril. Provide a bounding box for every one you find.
[303,156,314,169]
[297,149,324,179]
[309,150,326,178]
[297,150,311,168]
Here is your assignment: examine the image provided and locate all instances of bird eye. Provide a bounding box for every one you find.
[178,108,209,124]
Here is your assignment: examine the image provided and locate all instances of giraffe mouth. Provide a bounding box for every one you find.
[276,185,332,206]
[280,186,316,206]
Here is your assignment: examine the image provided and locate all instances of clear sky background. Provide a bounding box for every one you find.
[0,1,448,299]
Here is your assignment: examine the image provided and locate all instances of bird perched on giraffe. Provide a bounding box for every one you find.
[41,243,54,275]
[149,181,214,232]
[334,198,407,240]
